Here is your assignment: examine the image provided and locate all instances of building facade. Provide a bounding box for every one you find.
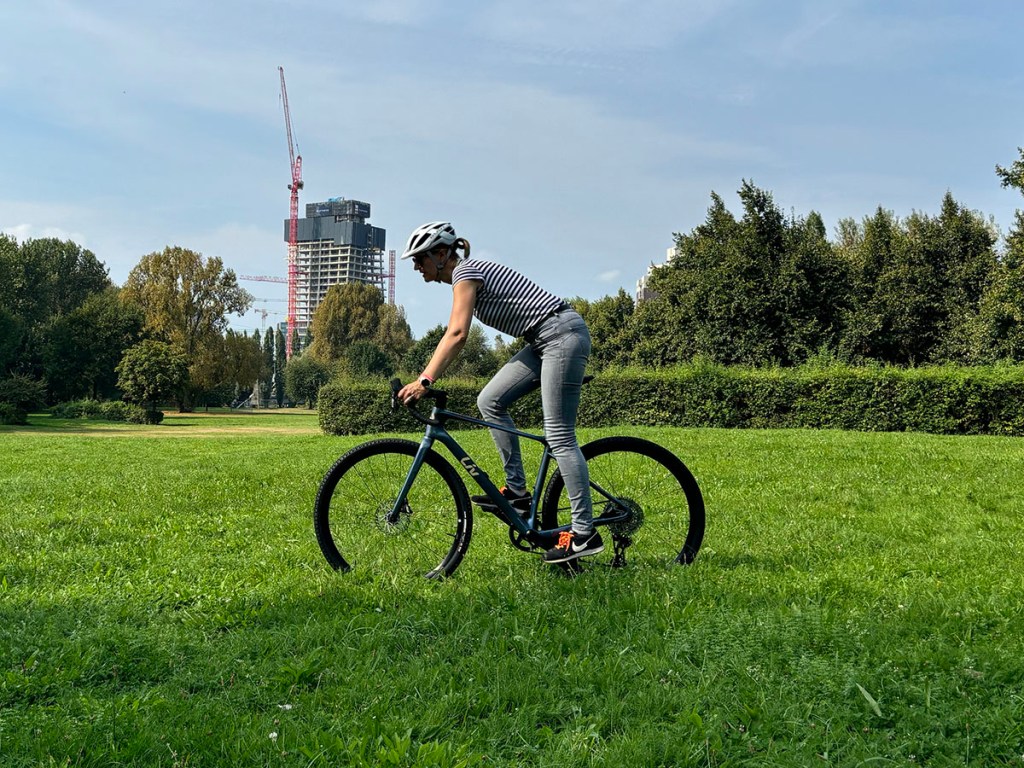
[284,198,387,336]
[636,246,678,303]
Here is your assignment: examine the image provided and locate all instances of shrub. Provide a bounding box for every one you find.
[285,355,332,408]
[0,403,27,425]
[0,373,47,412]
[130,408,164,425]
[51,399,151,423]
[317,364,1024,437]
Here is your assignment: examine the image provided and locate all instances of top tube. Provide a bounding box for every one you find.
[429,407,548,443]
[390,377,546,441]
[388,375,592,441]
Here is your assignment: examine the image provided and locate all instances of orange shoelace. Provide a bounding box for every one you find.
[556,531,574,550]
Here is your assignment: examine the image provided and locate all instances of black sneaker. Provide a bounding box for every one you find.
[471,486,531,513]
[542,530,604,564]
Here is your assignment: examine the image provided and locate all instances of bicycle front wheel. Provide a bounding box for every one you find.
[314,438,472,580]
[540,436,705,568]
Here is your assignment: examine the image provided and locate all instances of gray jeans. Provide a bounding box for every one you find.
[476,309,593,533]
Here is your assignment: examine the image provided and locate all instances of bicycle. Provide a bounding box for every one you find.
[314,378,705,579]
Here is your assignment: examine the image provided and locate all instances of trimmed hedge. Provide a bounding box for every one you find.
[317,365,1024,437]
[51,399,154,424]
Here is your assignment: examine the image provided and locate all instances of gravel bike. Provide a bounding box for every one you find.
[314,378,705,579]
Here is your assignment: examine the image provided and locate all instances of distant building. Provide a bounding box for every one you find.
[636,246,678,303]
[284,198,386,336]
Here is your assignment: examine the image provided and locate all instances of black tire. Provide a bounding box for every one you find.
[314,439,472,580]
[540,436,705,568]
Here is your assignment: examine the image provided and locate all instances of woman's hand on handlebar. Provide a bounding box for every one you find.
[397,380,428,407]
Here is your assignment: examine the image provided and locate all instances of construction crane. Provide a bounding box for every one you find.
[240,274,287,284]
[279,66,303,359]
[255,307,286,331]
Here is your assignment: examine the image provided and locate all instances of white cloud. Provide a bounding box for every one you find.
[0,201,91,247]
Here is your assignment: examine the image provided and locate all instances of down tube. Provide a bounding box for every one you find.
[434,432,507,506]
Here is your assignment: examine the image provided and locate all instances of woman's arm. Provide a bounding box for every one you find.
[398,279,480,404]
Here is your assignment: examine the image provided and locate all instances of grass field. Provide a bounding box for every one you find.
[2,411,1022,766]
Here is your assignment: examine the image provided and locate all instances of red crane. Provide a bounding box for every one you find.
[279,66,303,359]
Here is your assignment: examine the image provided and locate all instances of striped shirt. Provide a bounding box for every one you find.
[452,259,565,338]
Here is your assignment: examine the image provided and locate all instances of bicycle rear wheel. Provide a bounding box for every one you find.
[540,436,705,568]
[314,438,472,580]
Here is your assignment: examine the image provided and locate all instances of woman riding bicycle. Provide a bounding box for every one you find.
[397,221,602,564]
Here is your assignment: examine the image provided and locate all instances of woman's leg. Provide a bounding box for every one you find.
[476,346,542,492]
[538,314,593,534]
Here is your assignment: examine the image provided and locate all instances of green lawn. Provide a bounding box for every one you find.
[1,412,1022,766]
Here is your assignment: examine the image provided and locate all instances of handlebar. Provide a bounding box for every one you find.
[390,378,448,425]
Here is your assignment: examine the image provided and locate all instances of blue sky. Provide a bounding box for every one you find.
[2,0,1023,339]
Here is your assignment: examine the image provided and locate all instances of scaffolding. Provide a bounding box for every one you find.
[294,241,386,334]
[287,198,387,337]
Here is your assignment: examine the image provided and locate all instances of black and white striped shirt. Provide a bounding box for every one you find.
[452,259,565,338]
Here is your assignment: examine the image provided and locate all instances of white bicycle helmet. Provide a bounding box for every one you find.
[401,221,458,260]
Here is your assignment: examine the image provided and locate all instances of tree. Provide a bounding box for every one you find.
[189,333,231,409]
[920,194,998,362]
[0,306,25,376]
[0,372,46,424]
[308,281,385,361]
[261,327,275,402]
[223,330,263,396]
[398,324,500,378]
[342,340,394,379]
[116,340,188,422]
[8,238,111,328]
[836,195,997,364]
[402,326,447,376]
[43,288,145,401]
[996,146,1024,193]
[970,210,1024,361]
[628,182,846,367]
[0,234,19,315]
[284,354,331,408]
[0,236,112,382]
[374,303,415,367]
[275,328,287,406]
[122,246,252,409]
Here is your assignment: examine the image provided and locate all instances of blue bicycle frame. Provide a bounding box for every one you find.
[390,387,628,551]
[394,401,565,548]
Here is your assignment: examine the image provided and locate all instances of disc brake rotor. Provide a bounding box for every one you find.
[376,501,412,534]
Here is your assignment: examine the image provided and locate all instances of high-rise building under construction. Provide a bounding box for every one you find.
[283,198,387,337]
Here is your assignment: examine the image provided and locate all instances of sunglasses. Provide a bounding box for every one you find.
[413,248,447,266]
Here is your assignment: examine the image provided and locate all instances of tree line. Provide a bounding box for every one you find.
[0,241,284,420]
[3,148,1023,421]
[575,152,1024,371]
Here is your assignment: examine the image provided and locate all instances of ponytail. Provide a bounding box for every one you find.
[454,238,471,259]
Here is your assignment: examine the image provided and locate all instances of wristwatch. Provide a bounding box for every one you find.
[419,375,434,388]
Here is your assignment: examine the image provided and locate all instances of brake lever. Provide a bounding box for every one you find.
[389,377,402,411]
